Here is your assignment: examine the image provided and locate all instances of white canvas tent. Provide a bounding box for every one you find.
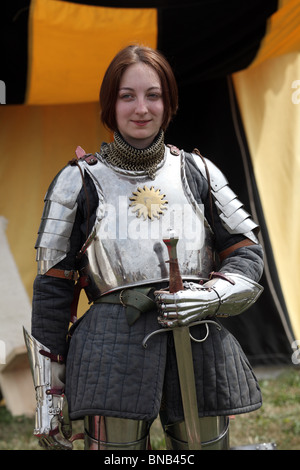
[0,216,35,416]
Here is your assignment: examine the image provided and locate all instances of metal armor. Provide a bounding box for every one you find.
[35,164,83,274]
[191,152,259,243]
[32,147,262,451]
[23,328,72,449]
[35,147,259,292]
[155,272,264,328]
[83,147,214,295]
[83,415,229,450]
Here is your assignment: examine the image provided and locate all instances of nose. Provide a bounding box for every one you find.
[135,98,148,115]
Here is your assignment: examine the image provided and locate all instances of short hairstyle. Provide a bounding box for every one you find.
[100,45,178,132]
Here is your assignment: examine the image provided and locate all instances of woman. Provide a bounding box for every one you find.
[25,45,264,450]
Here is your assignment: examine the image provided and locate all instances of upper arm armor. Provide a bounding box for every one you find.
[35,163,84,274]
[191,153,259,243]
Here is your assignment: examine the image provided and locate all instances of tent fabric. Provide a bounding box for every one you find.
[26,0,157,104]
[4,1,300,103]
[0,102,109,316]
[233,51,300,343]
[164,72,295,365]
[249,0,300,69]
[2,0,300,365]
[3,0,279,105]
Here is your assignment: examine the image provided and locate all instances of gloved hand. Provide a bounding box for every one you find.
[155,280,220,328]
[37,362,73,450]
[155,272,263,328]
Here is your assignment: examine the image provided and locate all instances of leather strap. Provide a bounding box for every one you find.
[209,271,235,285]
[70,274,90,324]
[94,287,156,326]
[39,349,65,364]
[219,239,255,262]
[45,268,79,281]
[46,388,64,395]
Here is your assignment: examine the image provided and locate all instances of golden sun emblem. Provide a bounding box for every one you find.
[129,186,168,220]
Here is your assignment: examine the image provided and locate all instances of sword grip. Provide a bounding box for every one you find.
[163,237,184,293]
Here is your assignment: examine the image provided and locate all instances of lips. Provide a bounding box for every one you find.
[132,120,151,126]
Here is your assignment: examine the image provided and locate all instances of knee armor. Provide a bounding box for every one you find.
[164,416,230,450]
[83,415,229,450]
[84,416,150,450]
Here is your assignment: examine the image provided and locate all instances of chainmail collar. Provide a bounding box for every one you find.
[102,130,165,179]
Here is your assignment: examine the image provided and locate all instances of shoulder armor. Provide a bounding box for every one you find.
[45,162,84,209]
[35,161,86,273]
[191,153,259,243]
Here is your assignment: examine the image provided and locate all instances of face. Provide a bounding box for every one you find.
[115,62,164,149]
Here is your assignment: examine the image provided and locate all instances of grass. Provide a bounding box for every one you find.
[1,367,300,450]
[229,367,300,450]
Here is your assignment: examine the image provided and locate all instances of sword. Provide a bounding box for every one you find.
[163,234,202,450]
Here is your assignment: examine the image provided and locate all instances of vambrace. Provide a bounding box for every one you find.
[23,328,72,449]
[155,273,263,328]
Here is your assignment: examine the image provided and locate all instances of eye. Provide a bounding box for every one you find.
[119,93,134,101]
[147,93,161,100]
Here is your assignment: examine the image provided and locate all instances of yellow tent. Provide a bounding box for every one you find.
[1,0,300,376]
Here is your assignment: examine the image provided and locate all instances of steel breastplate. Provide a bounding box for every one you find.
[84,146,215,295]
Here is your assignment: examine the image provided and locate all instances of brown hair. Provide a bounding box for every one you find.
[99,45,178,132]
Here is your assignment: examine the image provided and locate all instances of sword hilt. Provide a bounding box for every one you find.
[163,236,184,293]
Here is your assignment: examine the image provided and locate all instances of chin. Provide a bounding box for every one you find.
[127,133,154,148]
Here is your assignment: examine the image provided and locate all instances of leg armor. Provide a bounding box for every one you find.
[84,416,150,450]
[164,416,230,450]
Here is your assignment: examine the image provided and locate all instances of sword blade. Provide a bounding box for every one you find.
[163,235,202,450]
[172,327,202,450]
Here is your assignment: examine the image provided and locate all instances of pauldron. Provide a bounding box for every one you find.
[190,153,259,243]
[35,163,84,274]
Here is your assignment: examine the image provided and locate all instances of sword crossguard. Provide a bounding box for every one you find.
[142,319,221,348]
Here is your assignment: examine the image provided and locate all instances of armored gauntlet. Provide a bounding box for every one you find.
[155,272,263,328]
[23,328,72,450]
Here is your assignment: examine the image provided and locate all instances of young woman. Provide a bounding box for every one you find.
[25,45,264,450]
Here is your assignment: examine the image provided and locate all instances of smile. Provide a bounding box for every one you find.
[131,120,151,126]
